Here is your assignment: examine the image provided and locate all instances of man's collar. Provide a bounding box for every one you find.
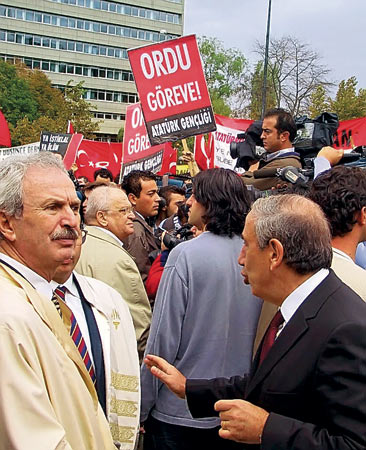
[0,253,53,299]
[264,148,296,162]
[134,210,146,221]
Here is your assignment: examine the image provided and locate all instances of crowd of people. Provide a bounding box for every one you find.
[0,108,365,450]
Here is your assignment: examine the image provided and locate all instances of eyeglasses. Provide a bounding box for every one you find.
[104,206,134,216]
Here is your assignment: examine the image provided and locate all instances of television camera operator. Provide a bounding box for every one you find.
[238,108,302,190]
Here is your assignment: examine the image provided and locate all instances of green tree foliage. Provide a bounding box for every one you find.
[308,77,366,120]
[308,85,331,118]
[0,60,38,128]
[62,81,99,138]
[0,61,99,145]
[329,77,366,120]
[117,126,124,142]
[198,36,249,116]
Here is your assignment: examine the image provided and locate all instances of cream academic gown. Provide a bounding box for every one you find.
[0,262,115,450]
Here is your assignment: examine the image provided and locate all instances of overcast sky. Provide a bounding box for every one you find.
[184,0,366,93]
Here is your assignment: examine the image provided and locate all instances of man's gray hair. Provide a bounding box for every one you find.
[84,184,121,223]
[0,152,67,218]
[251,194,332,274]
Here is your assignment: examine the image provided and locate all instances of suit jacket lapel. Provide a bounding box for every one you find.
[246,270,342,397]
[0,263,99,406]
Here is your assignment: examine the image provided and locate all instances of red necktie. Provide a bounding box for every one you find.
[259,310,285,365]
[52,286,96,385]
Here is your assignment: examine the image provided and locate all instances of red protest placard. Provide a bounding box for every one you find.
[122,102,165,176]
[128,34,216,145]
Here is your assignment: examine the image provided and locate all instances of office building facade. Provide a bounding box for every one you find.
[0,0,184,139]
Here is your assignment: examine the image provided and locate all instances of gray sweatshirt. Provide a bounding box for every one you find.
[141,231,262,428]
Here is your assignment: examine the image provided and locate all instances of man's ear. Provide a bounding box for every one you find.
[96,210,108,227]
[356,207,366,226]
[128,193,137,207]
[280,130,290,142]
[268,238,284,270]
[0,211,16,242]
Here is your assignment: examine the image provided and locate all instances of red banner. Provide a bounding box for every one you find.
[121,102,177,177]
[128,34,216,145]
[74,140,122,181]
[333,117,366,149]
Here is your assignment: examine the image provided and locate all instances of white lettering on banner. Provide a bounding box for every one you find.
[151,120,180,138]
[127,133,151,155]
[131,106,145,128]
[214,131,243,144]
[151,111,212,138]
[140,44,191,79]
[180,110,212,130]
[0,143,39,161]
[213,124,245,173]
[147,81,201,112]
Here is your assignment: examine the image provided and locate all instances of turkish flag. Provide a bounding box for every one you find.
[67,120,75,134]
[0,110,11,147]
[194,133,214,170]
[157,143,177,175]
[74,140,122,181]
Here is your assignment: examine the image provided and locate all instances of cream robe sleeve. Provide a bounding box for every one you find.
[0,318,72,450]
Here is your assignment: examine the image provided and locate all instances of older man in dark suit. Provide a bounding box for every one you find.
[144,194,366,450]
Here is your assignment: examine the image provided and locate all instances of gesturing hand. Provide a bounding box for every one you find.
[144,354,187,399]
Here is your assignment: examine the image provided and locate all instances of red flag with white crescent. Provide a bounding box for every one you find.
[157,143,177,175]
[74,140,122,181]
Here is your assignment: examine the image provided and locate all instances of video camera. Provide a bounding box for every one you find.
[162,223,194,251]
[229,121,265,170]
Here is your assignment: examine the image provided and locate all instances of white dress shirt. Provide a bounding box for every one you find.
[0,254,94,365]
[278,268,329,335]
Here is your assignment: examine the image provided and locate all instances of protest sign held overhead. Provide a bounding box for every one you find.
[0,142,40,161]
[121,102,176,177]
[128,34,216,145]
[40,132,72,156]
[40,131,83,170]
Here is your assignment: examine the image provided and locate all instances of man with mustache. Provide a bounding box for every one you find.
[0,152,115,449]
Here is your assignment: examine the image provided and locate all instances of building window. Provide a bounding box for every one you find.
[4,6,179,42]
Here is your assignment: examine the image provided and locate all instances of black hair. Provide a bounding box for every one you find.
[264,108,297,142]
[192,168,250,237]
[309,165,366,237]
[93,168,113,181]
[159,185,186,205]
[121,170,156,197]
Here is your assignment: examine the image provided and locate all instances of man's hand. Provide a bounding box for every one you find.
[144,355,186,399]
[317,146,344,166]
[215,399,269,444]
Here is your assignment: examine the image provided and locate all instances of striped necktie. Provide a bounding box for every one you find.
[52,285,96,385]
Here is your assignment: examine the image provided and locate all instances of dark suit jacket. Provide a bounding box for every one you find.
[123,213,160,285]
[186,271,366,450]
